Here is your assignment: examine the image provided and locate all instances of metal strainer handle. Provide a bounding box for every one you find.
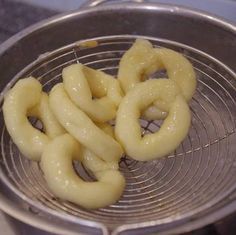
[80,0,144,9]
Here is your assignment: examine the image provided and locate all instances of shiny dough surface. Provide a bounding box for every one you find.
[63,63,123,123]
[118,39,196,120]
[29,92,65,139]
[118,39,162,93]
[41,134,125,209]
[2,38,196,209]
[115,79,191,161]
[81,123,119,174]
[3,78,64,161]
[150,48,196,112]
[154,48,196,102]
[49,83,123,162]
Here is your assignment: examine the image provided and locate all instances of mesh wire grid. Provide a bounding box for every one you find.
[0,35,236,233]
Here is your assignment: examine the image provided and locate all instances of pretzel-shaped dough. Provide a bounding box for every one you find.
[118,39,162,93]
[63,63,123,123]
[118,39,166,119]
[3,78,65,161]
[115,79,191,161]
[118,39,196,119]
[41,134,125,209]
[49,83,123,162]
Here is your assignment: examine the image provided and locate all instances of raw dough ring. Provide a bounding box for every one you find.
[3,78,64,161]
[49,83,123,162]
[118,39,196,120]
[118,38,162,93]
[41,134,125,209]
[118,39,165,119]
[115,79,191,161]
[63,63,123,123]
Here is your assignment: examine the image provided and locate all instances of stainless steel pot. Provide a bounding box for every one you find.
[0,1,235,235]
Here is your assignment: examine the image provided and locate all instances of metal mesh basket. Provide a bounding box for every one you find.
[0,3,235,235]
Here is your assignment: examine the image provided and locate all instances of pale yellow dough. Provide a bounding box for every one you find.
[82,123,119,174]
[118,39,165,119]
[141,105,168,121]
[118,38,162,93]
[41,134,125,209]
[115,79,191,161]
[49,83,123,162]
[155,48,196,102]
[81,147,119,175]
[151,48,197,111]
[2,39,196,209]
[3,78,64,161]
[118,39,196,120]
[29,92,65,139]
[63,63,123,123]
[77,40,98,48]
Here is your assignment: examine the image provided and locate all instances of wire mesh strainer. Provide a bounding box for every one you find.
[0,3,235,235]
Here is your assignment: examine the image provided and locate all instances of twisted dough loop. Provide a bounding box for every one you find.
[63,63,123,123]
[115,79,191,161]
[118,39,196,120]
[3,78,64,161]
[118,39,162,93]
[41,134,125,209]
[49,83,123,162]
